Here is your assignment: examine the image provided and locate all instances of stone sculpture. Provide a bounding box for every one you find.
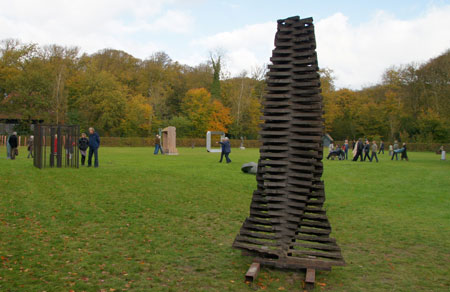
[162,126,178,155]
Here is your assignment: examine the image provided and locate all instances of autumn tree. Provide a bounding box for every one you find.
[209,99,232,132]
[181,88,213,137]
[1,38,448,141]
[120,94,154,136]
[68,68,126,135]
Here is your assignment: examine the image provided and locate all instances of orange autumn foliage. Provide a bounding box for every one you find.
[209,99,232,133]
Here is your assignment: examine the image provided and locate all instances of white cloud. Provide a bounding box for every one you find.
[190,22,276,76]
[151,10,194,33]
[191,6,450,88]
[1,1,449,89]
[316,6,450,88]
[0,0,193,56]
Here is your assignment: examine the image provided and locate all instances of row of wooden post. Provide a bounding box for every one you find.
[0,135,31,147]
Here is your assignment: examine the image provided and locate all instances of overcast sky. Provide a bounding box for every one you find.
[1,0,449,89]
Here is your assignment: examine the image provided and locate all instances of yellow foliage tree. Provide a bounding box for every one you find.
[181,88,233,137]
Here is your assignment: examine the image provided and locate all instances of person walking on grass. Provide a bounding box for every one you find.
[27,135,34,158]
[9,132,18,160]
[389,144,393,156]
[154,134,164,155]
[401,143,408,161]
[218,137,232,163]
[370,141,379,162]
[88,127,100,168]
[363,140,371,161]
[378,140,384,154]
[78,133,89,166]
[352,139,364,161]
[391,140,399,160]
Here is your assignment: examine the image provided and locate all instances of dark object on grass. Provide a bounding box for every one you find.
[233,16,345,272]
[34,125,79,169]
[327,149,345,160]
[241,162,258,174]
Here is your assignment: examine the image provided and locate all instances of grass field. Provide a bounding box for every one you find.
[0,147,449,292]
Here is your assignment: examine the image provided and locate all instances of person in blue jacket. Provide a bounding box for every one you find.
[88,127,100,168]
[218,137,232,163]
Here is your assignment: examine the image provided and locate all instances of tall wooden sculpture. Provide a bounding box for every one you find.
[233,16,345,282]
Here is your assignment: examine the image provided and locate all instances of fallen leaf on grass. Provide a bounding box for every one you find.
[278,287,285,290]
[317,282,326,286]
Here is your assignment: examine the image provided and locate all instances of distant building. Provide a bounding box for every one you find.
[322,133,334,147]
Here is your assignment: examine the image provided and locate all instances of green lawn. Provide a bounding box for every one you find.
[0,147,449,292]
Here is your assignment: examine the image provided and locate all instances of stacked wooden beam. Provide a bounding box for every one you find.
[233,16,345,271]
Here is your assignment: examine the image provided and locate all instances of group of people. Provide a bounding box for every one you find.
[327,139,408,162]
[5,127,101,168]
[78,127,100,167]
[4,132,34,160]
[389,140,409,161]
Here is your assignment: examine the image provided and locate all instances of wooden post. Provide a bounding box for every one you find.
[245,262,260,283]
[304,268,315,290]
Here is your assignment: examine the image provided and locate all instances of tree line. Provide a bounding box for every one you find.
[0,39,264,139]
[322,50,450,143]
[1,39,448,142]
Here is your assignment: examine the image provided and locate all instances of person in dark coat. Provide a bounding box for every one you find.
[363,140,371,161]
[218,137,231,163]
[401,143,408,161]
[378,140,385,154]
[9,132,18,160]
[88,127,100,168]
[352,139,364,161]
[78,133,89,166]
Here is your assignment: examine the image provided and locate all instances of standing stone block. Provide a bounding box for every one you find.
[162,126,178,155]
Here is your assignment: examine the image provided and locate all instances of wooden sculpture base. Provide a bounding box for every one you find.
[243,260,317,291]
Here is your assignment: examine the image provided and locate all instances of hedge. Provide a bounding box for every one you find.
[1,135,448,152]
[99,137,261,148]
